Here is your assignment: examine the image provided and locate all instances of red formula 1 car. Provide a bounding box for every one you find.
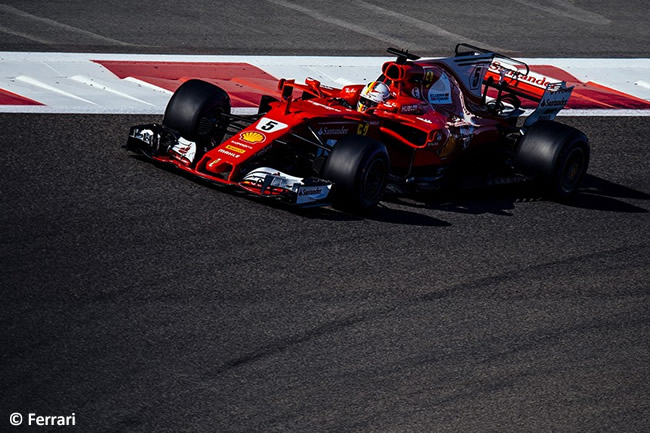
[126,44,589,211]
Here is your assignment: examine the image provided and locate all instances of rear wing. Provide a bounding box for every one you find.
[454,44,574,125]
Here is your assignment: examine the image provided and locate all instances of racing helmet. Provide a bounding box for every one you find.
[357,81,391,113]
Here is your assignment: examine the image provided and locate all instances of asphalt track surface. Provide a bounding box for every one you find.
[1,2,649,432]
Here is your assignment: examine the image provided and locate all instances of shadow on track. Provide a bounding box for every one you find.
[385,174,649,216]
[134,155,648,223]
[132,155,452,227]
[292,200,452,227]
[566,174,649,213]
[384,185,524,217]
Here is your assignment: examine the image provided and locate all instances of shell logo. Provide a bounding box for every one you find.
[240,131,266,144]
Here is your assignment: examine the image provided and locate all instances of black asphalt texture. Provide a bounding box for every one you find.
[1,0,649,57]
[1,1,650,432]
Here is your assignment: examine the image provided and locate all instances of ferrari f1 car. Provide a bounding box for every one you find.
[126,44,589,211]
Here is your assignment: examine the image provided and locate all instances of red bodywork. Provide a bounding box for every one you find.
[135,51,564,200]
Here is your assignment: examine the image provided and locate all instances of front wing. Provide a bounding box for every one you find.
[125,124,332,207]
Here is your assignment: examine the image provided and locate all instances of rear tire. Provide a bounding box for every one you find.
[163,79,231,144]
[516,120,590,198]
[321,136,390,211]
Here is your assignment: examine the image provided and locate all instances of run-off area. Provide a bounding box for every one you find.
[1,52,649,115]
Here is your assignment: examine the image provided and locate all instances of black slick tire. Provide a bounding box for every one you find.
[516,120,590,198]
[162,79,231,144]
[321,136,390,211]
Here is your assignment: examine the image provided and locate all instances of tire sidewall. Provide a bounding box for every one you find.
[322,136,389,210]
[553,139,589,197]
[516,120,589,197]
[163,80,230,143]
[355,147,390,209]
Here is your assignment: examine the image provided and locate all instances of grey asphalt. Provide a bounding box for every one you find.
[1,0,649,56]
[1,2,649,432]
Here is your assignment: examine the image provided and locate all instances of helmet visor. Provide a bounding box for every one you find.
[358,96,379,112]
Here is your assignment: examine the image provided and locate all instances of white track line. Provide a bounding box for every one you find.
[512,0,611,25]
[355,0,507,53]
[0,25,54,45]
[0,4,139,47]
[265,0,421,50]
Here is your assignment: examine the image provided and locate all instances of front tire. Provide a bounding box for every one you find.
[516,120,590,198]
[163,79,231,144]
[321,136,390,211]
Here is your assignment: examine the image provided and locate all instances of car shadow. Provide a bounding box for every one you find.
[130,155,647,221]
[130,155,452,226]
[384,174,649,216]
[292,200,452,226]
[563,174,649,213]
[367,203,453,226]
[384,185,524,217]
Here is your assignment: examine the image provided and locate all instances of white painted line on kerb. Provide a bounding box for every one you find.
[636,81,650,90]
[14,75,97,105]
[123,77,174,95]
[69,75,156,106]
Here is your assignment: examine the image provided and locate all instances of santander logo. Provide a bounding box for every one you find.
[489,61,553,87]
[317,126,349,136]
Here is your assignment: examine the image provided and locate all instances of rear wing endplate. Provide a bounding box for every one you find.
[523,82,574,126]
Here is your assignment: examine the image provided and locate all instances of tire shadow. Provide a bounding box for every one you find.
[384,184,526,217]
[564,174,649,213]
[385,174,649,215]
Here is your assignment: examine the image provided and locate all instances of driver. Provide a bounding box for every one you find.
[357,81,391,113]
